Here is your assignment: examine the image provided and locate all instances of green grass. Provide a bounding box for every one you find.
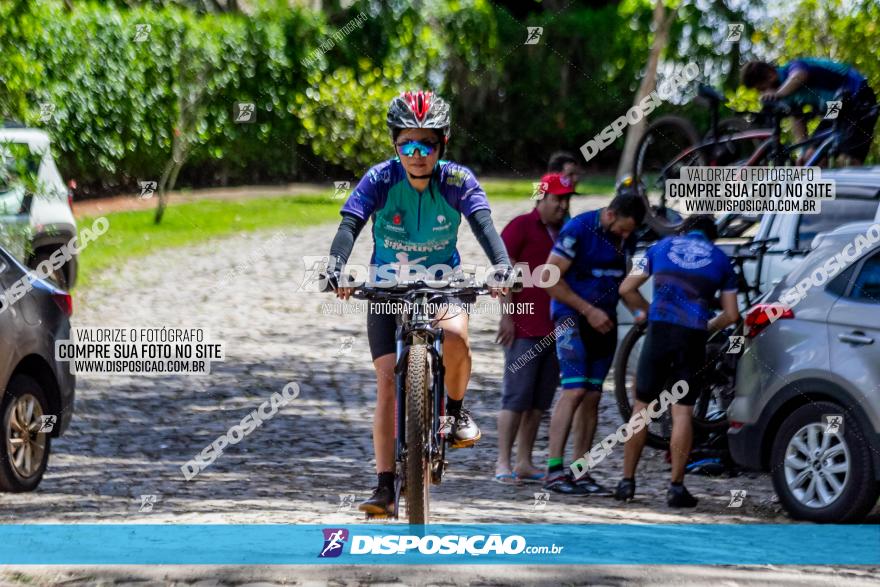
[482,175,616,201]
[76,194,341,289]
[74,176,616,289]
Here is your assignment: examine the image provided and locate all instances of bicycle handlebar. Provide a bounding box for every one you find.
[349,280,494,302]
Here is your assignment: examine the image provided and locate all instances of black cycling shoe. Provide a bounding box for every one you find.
[358,485,395,516]
[543,473,591,496]
[667,484,698,508]
[573,473,613,496]
[614,478,636,502]
[450,408,481,448]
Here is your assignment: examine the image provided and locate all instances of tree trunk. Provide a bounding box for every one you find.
[616,0,677,180]
[154,136,191,225]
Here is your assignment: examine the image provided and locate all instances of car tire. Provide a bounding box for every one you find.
[0,375,53,492]
[31,249,69,290]
[770,401,878,523]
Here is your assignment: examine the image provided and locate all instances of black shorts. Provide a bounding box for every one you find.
[813,83,878,162]
[636,321,707,406]
[366,299,470,360]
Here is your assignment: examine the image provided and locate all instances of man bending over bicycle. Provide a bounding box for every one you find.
[741,58,878,166]
[616,215,740,507]
[541,179,647,496]
[326,91,511,516]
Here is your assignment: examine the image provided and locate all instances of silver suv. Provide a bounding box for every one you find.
[0,124,78,289]
[728,222,880,522]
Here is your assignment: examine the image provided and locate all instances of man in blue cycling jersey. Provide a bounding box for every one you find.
[541,179,647,496]
[741,58,878,165]
[616,215,740,507]
[326,91,511,515]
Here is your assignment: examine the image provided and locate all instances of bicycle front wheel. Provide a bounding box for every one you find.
[633,116,704,237]
[405,344,431,524]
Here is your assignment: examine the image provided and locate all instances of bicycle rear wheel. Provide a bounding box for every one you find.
[405,344,431,524]
[612,322,671,449]
[613,322,736,448]
[633,116,704,237]
[703,117,765,166]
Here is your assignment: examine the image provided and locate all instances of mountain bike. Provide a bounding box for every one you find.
[348,278,492,524]
[633,86,879,236]
[612,239,778,449]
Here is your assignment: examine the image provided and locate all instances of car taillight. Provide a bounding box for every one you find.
[729,421,744,430]
[744,303,793,338]
[52,293,73,317]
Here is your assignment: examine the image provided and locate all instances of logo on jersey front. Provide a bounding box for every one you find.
[433,213,452,232]
[668,238,713,269]
[319,528,349,558]
[382,208,407,232]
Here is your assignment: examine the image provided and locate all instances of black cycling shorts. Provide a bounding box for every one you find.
[366,300,470,361]
[636,320,708,406]
[812,83,879,162]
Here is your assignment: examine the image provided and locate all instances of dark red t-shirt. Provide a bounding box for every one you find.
[501,207,557,339]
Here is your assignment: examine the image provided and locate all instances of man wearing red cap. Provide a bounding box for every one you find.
[494,173,573,485]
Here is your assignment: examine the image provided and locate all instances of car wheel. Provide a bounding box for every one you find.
[770,401,879,523]
[0,375,53,492]
[31,250,69,290]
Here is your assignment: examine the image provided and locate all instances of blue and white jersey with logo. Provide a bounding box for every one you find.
[644,232,738,330]
[550,209,636,321]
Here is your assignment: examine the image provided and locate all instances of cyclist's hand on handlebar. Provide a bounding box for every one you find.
[585,307,614,334]
[322,271,354,300]
[760,91,779,103]
[487,265,513,298]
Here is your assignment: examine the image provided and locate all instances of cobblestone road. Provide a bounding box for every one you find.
[2,197,791,525]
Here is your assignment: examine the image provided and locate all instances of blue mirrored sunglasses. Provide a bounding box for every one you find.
[396,139,439,157]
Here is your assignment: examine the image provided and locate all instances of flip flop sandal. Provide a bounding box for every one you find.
[513,472,546,484]
[494,473,523,485]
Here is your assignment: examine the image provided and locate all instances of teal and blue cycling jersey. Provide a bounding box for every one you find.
[340,158,490,269]
[644,232,739,331]
[777,58,867,113]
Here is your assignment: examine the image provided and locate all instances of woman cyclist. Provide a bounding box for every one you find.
[326,90,511,515]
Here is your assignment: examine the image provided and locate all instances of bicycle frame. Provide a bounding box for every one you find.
[391,291,448,519]
[745,126,836,167]
[652,124,837,211]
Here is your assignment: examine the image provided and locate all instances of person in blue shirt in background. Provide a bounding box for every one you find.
[541,179,647,496]
[617,215,740,507]
[741,58,878,166]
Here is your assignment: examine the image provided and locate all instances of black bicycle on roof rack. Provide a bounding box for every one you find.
[633,85,879,236]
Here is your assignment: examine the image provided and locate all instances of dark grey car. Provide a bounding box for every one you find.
[728,222,880,522]
[0,245,75,491]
